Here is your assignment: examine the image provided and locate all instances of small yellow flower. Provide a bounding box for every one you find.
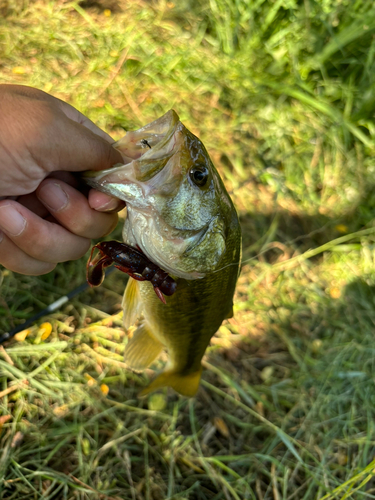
[14,329,30,342]
[12,66,26,75]
[329,287,341,299]
[109,50,119,58]
[311,339,322,353]
[335,224,348,234]
[53,404,69,418]
[40,322,52,340]
[100,384,109,396]
[103,9,111,17]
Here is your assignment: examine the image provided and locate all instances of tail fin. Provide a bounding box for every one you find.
[139,367,203,398]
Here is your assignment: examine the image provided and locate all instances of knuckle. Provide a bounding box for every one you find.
[22,223,52,254]
[59,237,90,262]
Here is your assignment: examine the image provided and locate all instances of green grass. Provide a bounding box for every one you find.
[2,0,375,498]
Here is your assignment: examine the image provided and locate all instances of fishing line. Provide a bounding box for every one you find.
[0,267,115,345]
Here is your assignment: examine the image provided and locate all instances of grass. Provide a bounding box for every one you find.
[1,0,375,498]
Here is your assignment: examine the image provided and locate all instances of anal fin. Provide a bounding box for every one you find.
[139,367,203,398]
[124,321,164,371]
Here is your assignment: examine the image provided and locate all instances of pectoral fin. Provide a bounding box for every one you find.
[122,278,142,330]
[139,367,203,398]
[124,321,164,371]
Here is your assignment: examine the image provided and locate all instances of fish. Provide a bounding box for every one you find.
[85,110,241,397]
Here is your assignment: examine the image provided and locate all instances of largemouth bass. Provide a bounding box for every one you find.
[86,110,241,397]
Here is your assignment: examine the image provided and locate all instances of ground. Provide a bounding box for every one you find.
[1,1,375,498]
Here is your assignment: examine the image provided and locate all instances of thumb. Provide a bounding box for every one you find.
[44,114,123,173]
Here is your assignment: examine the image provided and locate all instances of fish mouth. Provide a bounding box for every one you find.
[113,109,180,166]
[84,110,185,212]
[84,110,181,191]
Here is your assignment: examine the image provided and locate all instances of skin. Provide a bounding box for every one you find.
[0,85,124,275]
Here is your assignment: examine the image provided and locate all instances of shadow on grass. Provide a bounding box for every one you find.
[201,275,375,498]
[239,185,375,261]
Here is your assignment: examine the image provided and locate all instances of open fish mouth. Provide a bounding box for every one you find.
[112,109,180,165]
[84,110,180,183]
[84,110,182,201]
[84,110,185,229]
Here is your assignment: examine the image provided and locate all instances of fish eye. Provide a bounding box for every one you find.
[189,166,209,187]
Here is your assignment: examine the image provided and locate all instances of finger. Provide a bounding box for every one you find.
[36,179,119,238]
[0,231,56,275]
[41,114,124,174]
[57,100,116,144]
[53,97,124,171]
[0,86,123,175]
[16,192,49,218]
[88,189,126,213]
[47,171,80,187]
[0,200,90,263]
[4,85,116,144]
[14,172,84,218]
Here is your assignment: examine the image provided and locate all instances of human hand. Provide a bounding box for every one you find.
[0,84,124,275]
